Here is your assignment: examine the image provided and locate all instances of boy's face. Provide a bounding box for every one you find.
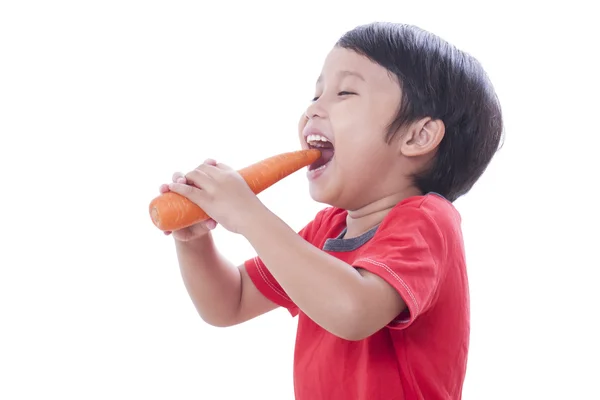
[299,47,405,210]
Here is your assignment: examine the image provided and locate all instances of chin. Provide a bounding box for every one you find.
[308,185,332,205]
[309,185,344,208]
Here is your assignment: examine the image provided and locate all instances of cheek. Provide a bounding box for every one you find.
[298,114,307,130]
[337,120,380,153]
[336,128,391,173]
[373,97,400,131]
[297,115,307,140]
[333,106,372,139]
[330,103,386,157]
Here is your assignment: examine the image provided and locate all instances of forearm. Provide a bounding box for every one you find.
[242,208,367,337]
[175,233,241,327]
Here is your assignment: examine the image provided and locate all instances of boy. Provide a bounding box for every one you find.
[160,22,503,400]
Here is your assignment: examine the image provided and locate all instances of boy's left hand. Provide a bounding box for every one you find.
[168,159,264,235]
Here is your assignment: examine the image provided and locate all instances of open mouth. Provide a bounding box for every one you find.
[306,134,334,170]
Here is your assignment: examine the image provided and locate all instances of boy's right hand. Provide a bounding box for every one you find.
[159,161,218,242]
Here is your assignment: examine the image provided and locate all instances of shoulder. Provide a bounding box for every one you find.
[383,193,461,231]
[373,193,463,256]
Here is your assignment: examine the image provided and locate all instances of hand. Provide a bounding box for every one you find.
[168,159,265,235]
[158,159,219,242]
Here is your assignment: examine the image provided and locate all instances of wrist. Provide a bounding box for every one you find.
[238,202,276,239]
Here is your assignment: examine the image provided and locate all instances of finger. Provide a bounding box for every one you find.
[188,219,218,236]
[185,168,213,189]
[215,162,234,171]
[159,183,170,193]
[168,181,200,197]
[195,162,230,183]
[172,171,186,183]
[193,158,217,171]
[195,161,220,176]
[168,181,210,205]
[203,218,217,230]
[171,228,193,242]
[192,163,228,189]
[170,219,217,241]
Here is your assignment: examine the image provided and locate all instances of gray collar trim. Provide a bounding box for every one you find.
[322,224,380,252]
[321,192,447,252]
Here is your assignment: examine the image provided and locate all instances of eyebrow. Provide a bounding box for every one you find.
[316,70,365,84]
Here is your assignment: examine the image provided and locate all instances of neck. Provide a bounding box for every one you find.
[344,187,422,238]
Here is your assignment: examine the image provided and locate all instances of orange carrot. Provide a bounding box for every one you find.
[149,148,321,231]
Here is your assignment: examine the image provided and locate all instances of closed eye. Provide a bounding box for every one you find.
[311,91,356,102]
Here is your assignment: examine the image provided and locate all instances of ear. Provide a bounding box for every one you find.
[399,117,445,157]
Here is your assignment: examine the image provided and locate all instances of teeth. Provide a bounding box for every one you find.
[306,134,330,147]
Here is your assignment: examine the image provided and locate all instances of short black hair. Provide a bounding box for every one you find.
[336,22,504,202]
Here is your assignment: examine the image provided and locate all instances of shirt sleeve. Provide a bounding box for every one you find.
[244,208,327,317]
[352,205,448,330]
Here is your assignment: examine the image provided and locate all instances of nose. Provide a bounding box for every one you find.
[304,97,327,120]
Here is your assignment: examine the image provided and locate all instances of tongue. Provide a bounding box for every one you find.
[310,148,334,170]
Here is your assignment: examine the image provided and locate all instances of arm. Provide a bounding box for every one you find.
[175,232,278,327]
[166,158,442,337]
[241,207,407,341]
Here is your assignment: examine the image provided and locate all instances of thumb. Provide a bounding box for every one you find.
[203,218,217,230]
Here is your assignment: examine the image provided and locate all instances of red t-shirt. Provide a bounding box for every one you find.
[245,193,470,399]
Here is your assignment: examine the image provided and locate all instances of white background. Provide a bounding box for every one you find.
[1,1,599,399]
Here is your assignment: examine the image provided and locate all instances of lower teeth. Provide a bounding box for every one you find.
[312,164,327,172]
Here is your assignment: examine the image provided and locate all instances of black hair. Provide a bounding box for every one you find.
[336,22,504,202]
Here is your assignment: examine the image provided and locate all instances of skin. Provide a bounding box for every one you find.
[161,47,445,339]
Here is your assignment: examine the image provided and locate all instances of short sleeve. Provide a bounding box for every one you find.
[244,208,328,317]
[353,205,448,329]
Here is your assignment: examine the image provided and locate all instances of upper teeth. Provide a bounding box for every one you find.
[307,134,330,146]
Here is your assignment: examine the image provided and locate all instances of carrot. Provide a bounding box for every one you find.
[149,148,321,231]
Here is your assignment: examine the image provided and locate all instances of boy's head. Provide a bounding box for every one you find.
[299,22,503,209]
